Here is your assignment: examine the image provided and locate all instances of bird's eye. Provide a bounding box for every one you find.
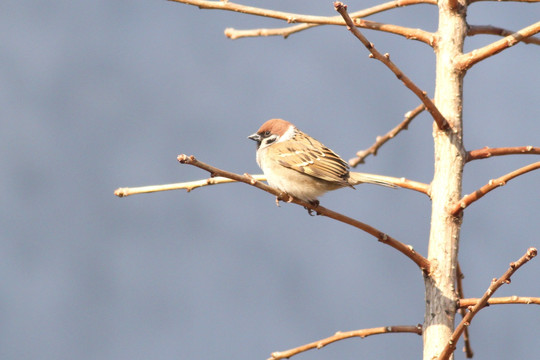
[263,130,271,137]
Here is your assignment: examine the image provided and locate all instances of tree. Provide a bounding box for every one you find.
[116,1,539,359]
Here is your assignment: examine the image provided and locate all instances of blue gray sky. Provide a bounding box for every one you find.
[1,1,539,359]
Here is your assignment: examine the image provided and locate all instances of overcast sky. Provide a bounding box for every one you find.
[1,1,539,359]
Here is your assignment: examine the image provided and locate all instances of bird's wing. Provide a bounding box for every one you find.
[273,137,350,185]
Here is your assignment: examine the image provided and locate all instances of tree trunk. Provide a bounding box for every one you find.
[423,1,468,359]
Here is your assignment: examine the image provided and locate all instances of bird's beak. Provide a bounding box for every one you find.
[248,133,261,142]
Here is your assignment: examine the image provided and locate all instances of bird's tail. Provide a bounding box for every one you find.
[349,172,397,188]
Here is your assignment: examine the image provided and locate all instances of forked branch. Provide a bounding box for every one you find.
[225,0,437,40]
[176,154,431,272]
[468,25,540,46]
[450,161,540,215]
[334,2,450,131]
[170,0,435,44]
[438,247,538,360]
[269,325,422,360]
[456,21,540,71]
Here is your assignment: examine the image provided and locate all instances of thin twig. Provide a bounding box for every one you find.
[466,146,540,162]
[225,0,437,40]
[169,0,435,45]
[227,19,433,44]
[349,103,426,167]
[468,25,540,46]
[345,19,433,44]
[334,2,450,131]
[370,174,431,196]
[269,325,422,360]
[459,296,540,307]
[177,154,431,272]
[456,263,474,358]
[438,247,538,360]
[114,175,268,197]
[450,161,540,215]
[456,21,540,71]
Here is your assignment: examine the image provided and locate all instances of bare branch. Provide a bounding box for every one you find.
[114,175,267,197]
[469,25,540,46]
[225,0,437,40]
[115,173,430,197]
[466,146,540,162]
[169,0,435,45]
[225,26,314,40]
[334,2,450,131]
[227,19,434,44]
[450,161,540,215]
[459,296,540,308]
[349,103,426,167]
[438,247,538,360]
[372,174,431,196]
[176,154,431,272]
[269,325,422,360]
[167,0,392,26]
[456,21,540,71]
[353,19,435,44]
[456,263,474,358]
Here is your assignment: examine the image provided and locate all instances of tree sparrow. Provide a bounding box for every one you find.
[248,119,395,203]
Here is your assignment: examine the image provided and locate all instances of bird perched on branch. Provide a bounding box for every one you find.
[248,119,395,204]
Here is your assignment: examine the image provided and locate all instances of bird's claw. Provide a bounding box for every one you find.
[305,200,320,216]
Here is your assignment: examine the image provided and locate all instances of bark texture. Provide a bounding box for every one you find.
[423,1,468,359]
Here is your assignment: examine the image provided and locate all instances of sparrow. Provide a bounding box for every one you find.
[248,119,395,204]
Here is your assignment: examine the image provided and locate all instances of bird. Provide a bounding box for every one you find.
[248,119,395,204]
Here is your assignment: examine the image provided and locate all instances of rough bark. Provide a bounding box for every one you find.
[423,1,468,359]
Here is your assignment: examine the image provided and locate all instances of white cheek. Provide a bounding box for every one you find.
[278,125,296,142]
